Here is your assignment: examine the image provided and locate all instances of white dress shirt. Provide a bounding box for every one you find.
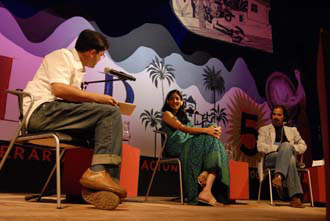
[23,48,86,124]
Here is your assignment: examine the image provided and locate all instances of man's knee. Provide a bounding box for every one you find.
[100,104,122,123]
[289,155,297,167]
[94,103,120,116]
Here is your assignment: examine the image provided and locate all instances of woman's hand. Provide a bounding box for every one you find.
[206,125,222,138]
[162,111,222,136]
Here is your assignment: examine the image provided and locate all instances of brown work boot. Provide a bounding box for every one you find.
[81,187,120,210]
[290,196,305,208]
[80,168,127,198]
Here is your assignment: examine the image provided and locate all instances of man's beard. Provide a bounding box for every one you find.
[272,119,283,126]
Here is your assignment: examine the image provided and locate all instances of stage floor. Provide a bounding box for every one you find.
[0,193,325,221]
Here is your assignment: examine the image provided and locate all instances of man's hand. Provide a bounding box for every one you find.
[94,94,118,106]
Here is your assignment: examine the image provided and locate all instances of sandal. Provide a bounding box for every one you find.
[198,198,223,207]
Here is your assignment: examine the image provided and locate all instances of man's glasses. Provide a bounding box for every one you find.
[99,52,106,59]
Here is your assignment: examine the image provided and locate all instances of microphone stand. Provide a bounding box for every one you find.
[81,77,127,90]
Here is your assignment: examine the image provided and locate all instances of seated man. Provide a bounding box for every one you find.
[257,105,307,208]
[23,29,126,209]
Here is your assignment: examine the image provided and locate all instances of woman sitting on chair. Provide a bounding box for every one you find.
[161,89,230,206]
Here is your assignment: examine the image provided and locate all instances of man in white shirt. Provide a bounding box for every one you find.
[24,29,126,209]
[257,105,307,208]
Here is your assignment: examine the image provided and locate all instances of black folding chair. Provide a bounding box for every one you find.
[144,130,184,204]
[257,153,314,207]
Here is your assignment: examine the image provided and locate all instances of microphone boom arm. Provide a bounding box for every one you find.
[81,78,123,90]
[81,68,136,90]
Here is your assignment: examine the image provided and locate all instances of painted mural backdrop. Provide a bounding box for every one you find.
[0,6,307,168]
[171,0,272,52]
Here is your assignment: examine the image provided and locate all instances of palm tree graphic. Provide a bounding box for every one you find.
[210,104,228,127]
[139,109,162,157]
[224,0,248,12]
[139,109,162,131]
[202,65,225,116]
[147,56,176,103]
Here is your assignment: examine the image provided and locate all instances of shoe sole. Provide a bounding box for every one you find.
[82,187,122,205]
[80,179,127,199]
[290,204,305,208]
[81,187,96,204]
[82,188,120,210]
[94,191,120,210]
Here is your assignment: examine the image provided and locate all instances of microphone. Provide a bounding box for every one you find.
[103,67,136,81]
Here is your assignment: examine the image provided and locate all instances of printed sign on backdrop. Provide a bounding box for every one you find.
[171,0,273,52]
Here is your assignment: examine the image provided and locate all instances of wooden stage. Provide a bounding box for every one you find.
[0,193,325,221]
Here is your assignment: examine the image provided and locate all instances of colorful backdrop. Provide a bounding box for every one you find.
[0,1,323,172]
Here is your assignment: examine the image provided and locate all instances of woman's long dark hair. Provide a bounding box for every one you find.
[161,89,189,124]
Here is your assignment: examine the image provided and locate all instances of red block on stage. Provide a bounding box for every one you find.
[62,144,140,197]
[229,160,249,200]
[120,144,140,197]
[307,166,326,203]
[62,148,92,197]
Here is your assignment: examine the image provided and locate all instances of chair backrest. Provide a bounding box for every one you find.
[7,89,35,136]
[153,129,169,159]
[158,129,176,159]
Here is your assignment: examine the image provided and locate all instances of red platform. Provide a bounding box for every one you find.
[308,166,326,203]
[229,160,249,200]
[62,144,140,197]
[119,144,140,196]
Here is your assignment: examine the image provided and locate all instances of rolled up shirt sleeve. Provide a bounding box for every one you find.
[44,49,73,85]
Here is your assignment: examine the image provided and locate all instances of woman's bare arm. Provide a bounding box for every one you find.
[162,111,221,138]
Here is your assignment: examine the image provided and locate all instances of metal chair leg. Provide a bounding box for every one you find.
[258,180,262,201]
[267,169,273,205]
[24,149,66,202]
[40,149,66,200]
[54,135,62,209]
[0,141,15,172]
[144,158,161,201]
[0,128,23,171]
[177,160,184,204]
[306,169,314,207]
